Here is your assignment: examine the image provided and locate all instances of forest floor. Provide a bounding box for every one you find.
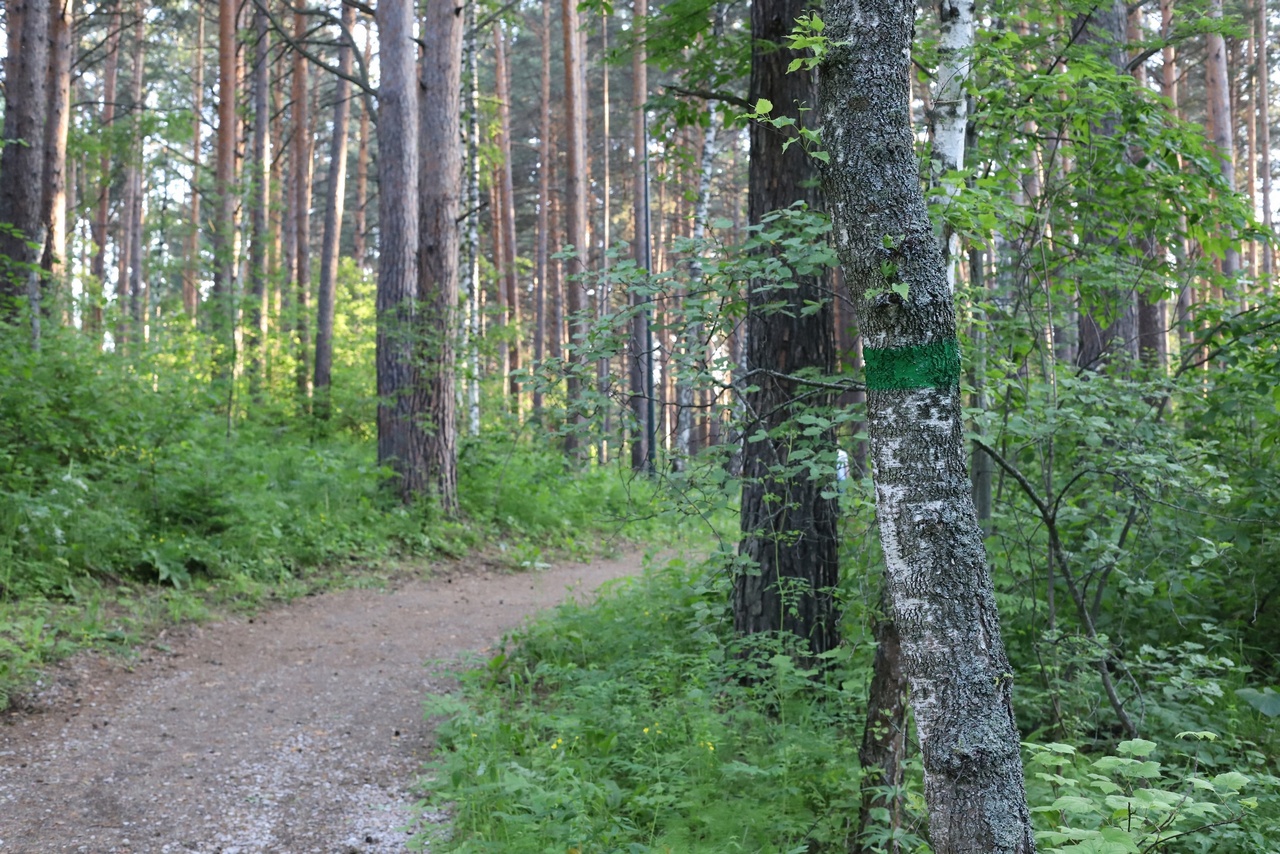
[0,549,645,853]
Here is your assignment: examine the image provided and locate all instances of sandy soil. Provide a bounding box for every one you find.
[0,551,644,853]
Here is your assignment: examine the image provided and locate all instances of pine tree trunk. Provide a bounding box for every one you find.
[418,0,465,511]
[375,0,427,501]
[293,10,314,403]
[597,11,612,463]
[90,6,122,340]
[40,0,75,312]
[535,0,553,416]
[313,2,356,418]
[0,0,51,320]
[731,0,840,659]
[495,23,522,406]
[562,0,589,457]
[353,36,373,270]
[630,0,652,472]
[821,0,1036,847]
[183,7,204,320]
[211,0,238,372]
[1205,0,1238,277]
[247,3,272,395]
[123,1,146,344]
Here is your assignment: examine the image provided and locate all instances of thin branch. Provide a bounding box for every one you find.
[663,84,754,111]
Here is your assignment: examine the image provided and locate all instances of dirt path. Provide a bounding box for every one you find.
[0,551,644,853]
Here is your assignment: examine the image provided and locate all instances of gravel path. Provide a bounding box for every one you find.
[0,551,643,853]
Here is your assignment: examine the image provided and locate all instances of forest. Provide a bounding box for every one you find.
[1,0,1279,849]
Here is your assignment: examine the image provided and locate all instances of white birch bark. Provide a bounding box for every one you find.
[820,0,1036,847]
[930,0,975,292]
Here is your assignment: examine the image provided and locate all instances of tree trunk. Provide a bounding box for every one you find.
[314,2,357,418]
[247,2,272,396]
[90,6,122,340]
[352,36,373,270]
[1205,0,1238,278]
[376,0,426,501]
[418,0,465,512]
[122,0,146,344]
[1258,0,1273,287]
[854,601,910,854]
[183,6,204,320]
[212,0,238,372]
[629,0,652,472]
[495,23,522,407]
[293,10,314,403]
[596,10,612,463]
[731,0,840,659]
[0,0,51,320]
[464,1,482,436]
[40,0,75,313]
[821,0,1037,848]
[561,0,589,458]
[534,0,554,416]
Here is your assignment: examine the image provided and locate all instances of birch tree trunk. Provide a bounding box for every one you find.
[731,0,840,659]
[375,0,426,501]
[0,0,51,320]
[314,2,357,418]
[418,0,465,512]
[122,1,146,343]
[464,0,482,436]
[821,0,1036,848]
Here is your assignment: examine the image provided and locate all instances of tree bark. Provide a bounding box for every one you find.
[121,0,146,344]
[561,0,589,458]
[90,5,122,339]
[464,0,482,436]
[248,2,272,395]
[314,1,357,418]
[629,0,652,472]
[534,0,554,416]
[376,0,426,501]
[1257,0,1273,287]
[0,0,51,320]
[731,0,840,659]
[418,0,465,512]
[495,22,522,406]
[40,0,75,311]
[1205,0,1238,277]
[293,9,314,403]
[821,0,1036,848]
[184,5,205,320]
[352,35,373,270]
[212,0,238,372]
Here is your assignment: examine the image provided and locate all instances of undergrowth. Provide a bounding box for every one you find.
[419,553,1280,853]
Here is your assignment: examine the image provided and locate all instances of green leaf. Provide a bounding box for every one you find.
[1235,687,1280,717]
[755,98,773,115]
[1116,738,1158,757]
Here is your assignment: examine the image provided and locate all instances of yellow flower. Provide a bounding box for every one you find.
[471,733,478,738]
[643,727,650,734]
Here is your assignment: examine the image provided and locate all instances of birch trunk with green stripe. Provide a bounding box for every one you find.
[820,0,1036,849]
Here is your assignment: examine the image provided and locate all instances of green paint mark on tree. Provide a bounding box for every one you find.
[864,338,961,390]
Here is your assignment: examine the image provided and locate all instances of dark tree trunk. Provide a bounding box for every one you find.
[353,36,373,270]
[375,0,426,501]
[730,0,840,659]
[820,0,1037,848]
[211,0,237,372]
[314,1,356,418]
[293,10,314,403]
[534,0,553,415]
[183,5,204,320]
[854,602,910,854]
[0,0,51,320]
[629,0,652,472]
[418,0,465,512]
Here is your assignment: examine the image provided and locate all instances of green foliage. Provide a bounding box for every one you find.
[418,553,909,853]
